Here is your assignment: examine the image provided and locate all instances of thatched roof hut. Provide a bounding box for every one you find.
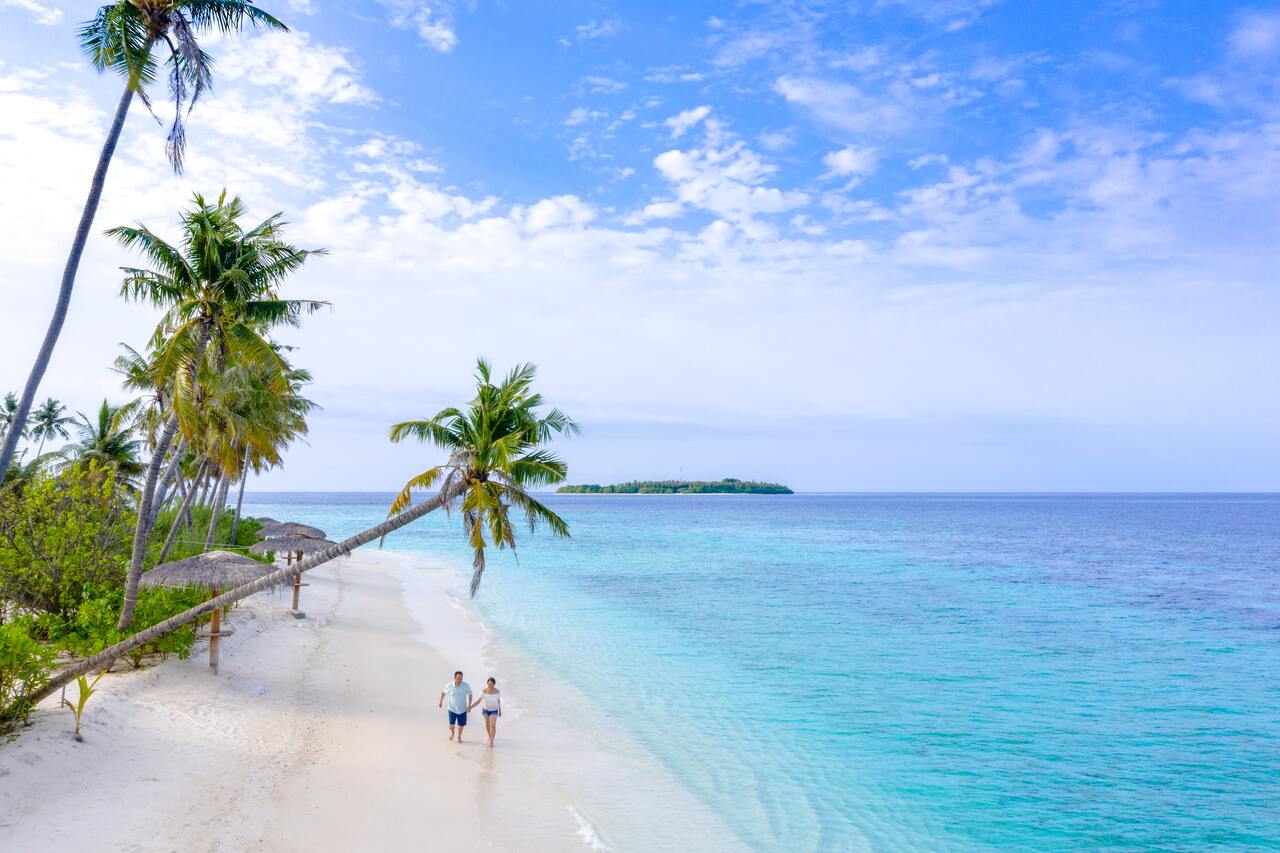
[139,550,279,675]
[140,550,278,590]
[259,521,327,540]
[249,535,338,556]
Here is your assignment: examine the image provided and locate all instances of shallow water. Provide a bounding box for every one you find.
[243,493,1280,851]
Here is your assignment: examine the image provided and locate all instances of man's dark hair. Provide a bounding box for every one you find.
[454,671,464,678]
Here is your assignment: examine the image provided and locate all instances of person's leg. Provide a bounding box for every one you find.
[457,711,466,741]
[488,714,496,746]
[448,711,458,740]
[448,723,455,741]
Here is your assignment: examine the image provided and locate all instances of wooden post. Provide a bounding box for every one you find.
[209,584,221,675]
[289,550,308,618]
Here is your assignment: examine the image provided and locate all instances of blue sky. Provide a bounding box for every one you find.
[1,0,1277,490]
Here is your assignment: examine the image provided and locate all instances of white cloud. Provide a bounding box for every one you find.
[641,200,684,220]
[564,106,606,127]
[518,195,596,232]
[664,105,712,139]
[877,0,1000,31]
[651,123,810,229]
[645,65,708,84]
[0,0,61,25]
[757,130,796,151]
[1229,12,1280,59]
[910,153,949,169]
[775,76,912,135]
[822,146,879,179]
[576,19,623,40]
[377,0,458,53]
[217,31,378,107]
[579,75,627,95]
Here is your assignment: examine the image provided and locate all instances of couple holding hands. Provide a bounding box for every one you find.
[439,670,502,747]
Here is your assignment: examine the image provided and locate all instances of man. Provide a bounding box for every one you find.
[439,670,473,742]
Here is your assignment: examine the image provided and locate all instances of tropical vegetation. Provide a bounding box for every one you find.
[26,359,576,708]
[0,0,288,487]
[0,2,579,744]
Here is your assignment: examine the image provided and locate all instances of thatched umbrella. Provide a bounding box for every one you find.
[140,550,277,674]
[250,535,339,614]
[259,521,326,540]
[254,516,281,527]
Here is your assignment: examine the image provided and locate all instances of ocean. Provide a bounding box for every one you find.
[241,492,1280,851]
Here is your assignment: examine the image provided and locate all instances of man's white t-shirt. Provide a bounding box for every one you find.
[443,681,472,714]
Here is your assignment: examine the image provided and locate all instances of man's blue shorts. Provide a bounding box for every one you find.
[449,710,468,727]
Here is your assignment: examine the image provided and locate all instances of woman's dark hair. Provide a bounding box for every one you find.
[487,677,496,685]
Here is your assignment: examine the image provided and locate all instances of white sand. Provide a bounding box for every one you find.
[0,551,593,851]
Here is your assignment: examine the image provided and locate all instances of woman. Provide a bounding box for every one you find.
[469,677,502,747]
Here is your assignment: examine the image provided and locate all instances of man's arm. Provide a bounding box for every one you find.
[439,690,446,708]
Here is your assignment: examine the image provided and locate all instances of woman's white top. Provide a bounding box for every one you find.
[480,691,501,711]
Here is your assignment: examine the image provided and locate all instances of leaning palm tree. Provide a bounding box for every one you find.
[388,360,578,596]
[0,0,288,486]
[111,191,325,629]
[30,359,576,701]
[60,400,145,488]
[30,398,74,460]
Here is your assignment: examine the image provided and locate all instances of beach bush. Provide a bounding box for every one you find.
[0,618,56,724]
[60,586,205,668]
[146,507,265,566]
[0,463,133,619]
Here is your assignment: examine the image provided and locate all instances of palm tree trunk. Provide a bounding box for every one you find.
[172,467,193,526]
[156,458,207,565]
[230,456,249,543]
[119,325,210,630]
[185,466,207,523]
[203,476,229,551]
[149,438,186,528]
[0,85,135,484]
[33,486,459,703]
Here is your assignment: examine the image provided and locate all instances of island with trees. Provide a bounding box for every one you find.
[557,478,793,495]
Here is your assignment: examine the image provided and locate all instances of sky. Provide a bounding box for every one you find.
[0,0,1277,491]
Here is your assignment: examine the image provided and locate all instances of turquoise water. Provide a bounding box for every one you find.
[243,493,1280,851]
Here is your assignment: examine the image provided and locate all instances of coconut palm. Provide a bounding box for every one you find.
[31,360,576,702]
[30,399,74,461]
[60,400,145,487]
[388,360,578,596]
[0,0,288,486]
[113,342,189,524]
[0,392,24,445]
[111,191,325,629]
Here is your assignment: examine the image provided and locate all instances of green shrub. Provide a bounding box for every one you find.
[146,508,266,566]
[61,586,206,668]
[0,618,56,724]
[0,463,134,619]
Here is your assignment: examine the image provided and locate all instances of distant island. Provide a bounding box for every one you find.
[557,478,793,495]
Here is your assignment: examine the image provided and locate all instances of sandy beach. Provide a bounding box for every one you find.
[0,551,601,852]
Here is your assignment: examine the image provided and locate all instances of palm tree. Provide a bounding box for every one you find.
[31,360,577,701]
[30,398,74,460]
[60,400,145,487]
[0,392,24,445]
[110,191,325,629]
[388,360,578,596]
[0,0,288,486]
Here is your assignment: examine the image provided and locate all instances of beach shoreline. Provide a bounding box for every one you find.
[0,551,607,851]
[1,546,744,852]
